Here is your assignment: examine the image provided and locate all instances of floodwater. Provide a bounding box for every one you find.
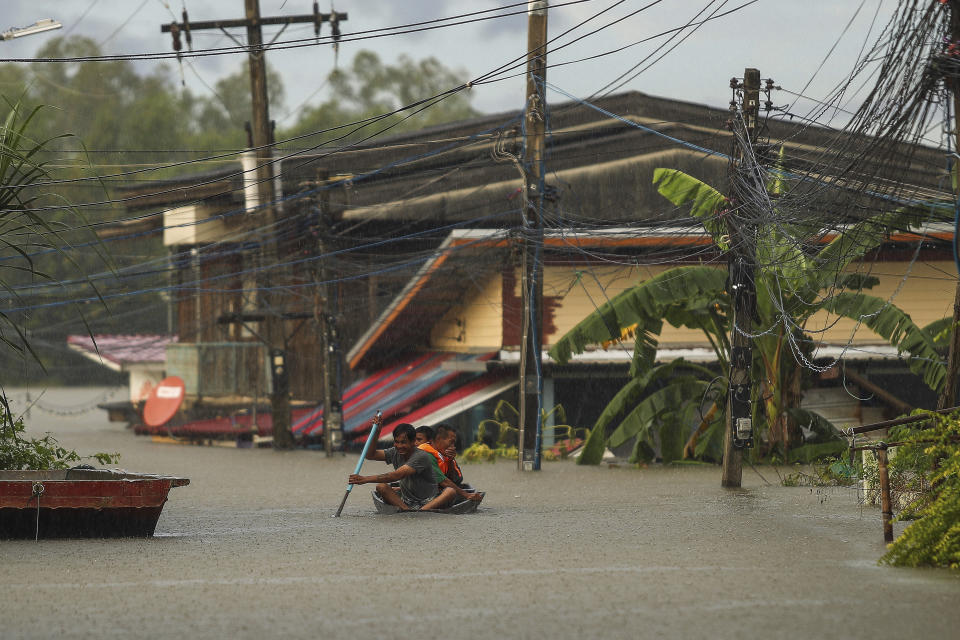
[2,387,959,640]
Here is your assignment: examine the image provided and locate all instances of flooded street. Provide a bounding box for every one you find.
[3,387,959,639]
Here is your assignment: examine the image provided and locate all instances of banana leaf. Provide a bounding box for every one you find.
[820,292,946,392]
[549,266,727,366]
[577,360,717,465]
[786,407,846,445]
[923,316,953,348]
[813,209,920,281]
[652,168,728,247]
[607,379,710,449]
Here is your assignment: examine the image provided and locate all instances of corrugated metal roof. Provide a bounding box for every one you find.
[67,334,176,371]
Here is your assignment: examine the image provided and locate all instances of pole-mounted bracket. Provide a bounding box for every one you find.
[731,346,752,369]
[729,383,754,449]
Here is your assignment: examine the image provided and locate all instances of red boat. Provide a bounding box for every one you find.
[0,468,189,539]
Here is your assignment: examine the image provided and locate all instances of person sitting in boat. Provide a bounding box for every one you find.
[417,423,454,475]
[348,423,479,511]
[414,425,434,447]
[443,433,464,487]
[422,426,476,497]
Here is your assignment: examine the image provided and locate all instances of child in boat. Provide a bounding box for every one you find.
[417,423,454,475]
[414,425,434,446]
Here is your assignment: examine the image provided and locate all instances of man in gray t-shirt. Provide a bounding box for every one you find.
[349,422,449,511]
[383,445,441,507]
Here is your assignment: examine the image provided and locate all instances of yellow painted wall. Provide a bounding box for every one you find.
[542,264,709,346]
[429,260,954,351]
[430,273,503,351]
[805,260,954,345]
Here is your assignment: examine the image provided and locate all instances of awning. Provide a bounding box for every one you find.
[67,334,176,372]
[140,352,498,441]
[292,351,496,438]
[378,373,517,442]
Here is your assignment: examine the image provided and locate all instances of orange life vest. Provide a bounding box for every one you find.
[418,442,449,474]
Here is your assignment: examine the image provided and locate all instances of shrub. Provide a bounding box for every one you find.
[0,400,118,470]
[881,411,960,569]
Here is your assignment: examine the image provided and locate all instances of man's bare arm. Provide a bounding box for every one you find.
[349,464,415,485]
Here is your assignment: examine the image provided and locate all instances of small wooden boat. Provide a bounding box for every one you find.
[371,483,484,514]
[0,468,189,539]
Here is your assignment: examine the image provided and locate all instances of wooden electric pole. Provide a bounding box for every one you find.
[518,1,548,472]
[721,68,762,488]
[162,2,346,449]
[313,169,344,457]
[938,2,960,411]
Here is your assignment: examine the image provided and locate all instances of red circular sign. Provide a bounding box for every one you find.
[142,376,186,427]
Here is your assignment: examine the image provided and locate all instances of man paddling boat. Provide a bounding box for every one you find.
[348,422,481,511]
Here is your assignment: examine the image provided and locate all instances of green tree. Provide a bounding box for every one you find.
[194,59,286,150]
[0,37,483,385]
[551,168,946,465]
[280,50,478,148]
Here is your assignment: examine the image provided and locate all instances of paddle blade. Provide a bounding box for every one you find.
[334,489,351,517]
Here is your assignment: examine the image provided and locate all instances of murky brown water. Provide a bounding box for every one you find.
[3,387,959,639]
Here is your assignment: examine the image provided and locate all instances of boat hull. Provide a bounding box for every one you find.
[371,483,484,514]
[0,469,189,539]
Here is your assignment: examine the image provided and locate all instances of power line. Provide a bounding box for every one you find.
[0,0,597,64]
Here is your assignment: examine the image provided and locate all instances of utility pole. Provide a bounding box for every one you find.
[518,1,548,472]
[313,169,344,456]
[721,68,761,488]
[244,0,291,449]
[162,2,346,449]
[938,2,960,410]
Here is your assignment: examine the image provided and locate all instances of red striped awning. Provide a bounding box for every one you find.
[136,352,503,442]
[378,373,517,442]
[292,351,496,438]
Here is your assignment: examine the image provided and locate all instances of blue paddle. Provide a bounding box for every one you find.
[334,410,382,517]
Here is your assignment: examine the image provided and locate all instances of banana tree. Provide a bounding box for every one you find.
[552,168,946,464]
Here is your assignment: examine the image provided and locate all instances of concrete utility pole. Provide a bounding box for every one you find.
[314,169,344,456]
[518,1,548,472]
[938,2,960,410]
[162,1,346,449]
[243,0,293,449]
[721,68,761,488]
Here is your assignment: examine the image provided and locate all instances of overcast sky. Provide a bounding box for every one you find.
[1,1,895,127]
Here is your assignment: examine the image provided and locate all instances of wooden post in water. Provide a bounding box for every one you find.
[876,444,894,543]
